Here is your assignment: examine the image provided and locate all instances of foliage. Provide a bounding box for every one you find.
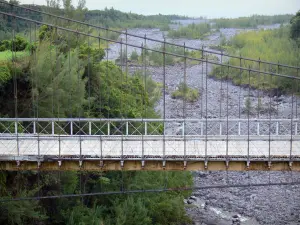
[146,44,185,66]
[85,8,187,30]
[290,10,300,46]
[0,35,29,52]
[172,82,199,102]
[130,50,139,61]
[64,204,106,225]
[159,24,170,31]
[115,50,128,64]
[30,42,87,118]
[0,170,193,225]
[38,25,54,41]
[115,197,152,225]
[133,70,162,105]
[210,26,300,92]
[79,43,105,62]
[0,51,29,62]
[0,3,194,225]
[0,64,11,84]
[88,61,160,120]
[168,23,211,39]
[213,14,294,29]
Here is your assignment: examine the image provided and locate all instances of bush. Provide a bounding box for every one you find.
[0,40,11,52]
[159,24,170,31]
[0,65,11,85]
[0,36,28,52]
[168,23,211,39]
[172,82,199,102]
[130,50,139,61]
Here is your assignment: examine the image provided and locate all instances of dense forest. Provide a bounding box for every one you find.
[167,14,294,39]
[0,1,193,224]
[212,14,294,29]
[0,0,186,39]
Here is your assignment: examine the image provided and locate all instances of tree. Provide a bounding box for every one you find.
[290,11,300,45]
[115,197,151,225]
[31,42,87,118]
[130,50,139,61]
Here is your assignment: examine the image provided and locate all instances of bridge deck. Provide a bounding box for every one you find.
[1,119,300,171]
[1,135,300,171]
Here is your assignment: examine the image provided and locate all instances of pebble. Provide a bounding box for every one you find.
[109,23,300,225]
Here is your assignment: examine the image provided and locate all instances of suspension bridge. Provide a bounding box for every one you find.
[1,2,300,171]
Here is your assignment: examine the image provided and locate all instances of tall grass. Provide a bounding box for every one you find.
[210,26,300,92]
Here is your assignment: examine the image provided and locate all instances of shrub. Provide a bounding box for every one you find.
[130,50,139,61]
[159,24,170,31]
[0,65,11,85]
[172,82,199,102]
[168,23,211,39]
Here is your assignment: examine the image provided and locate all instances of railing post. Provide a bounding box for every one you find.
[15,121,17,135]
[89,122,91,135]
[182,121,185,136]
[145,122,147,135]
[33,121,36,134]
[70,121,73,135]
[52,121,54,135]
[276,122,279,135]
[108,122,110,135]
[295,122,298,135]
[238,122,241,136]
[219,123,222,135]
[126,122,128,135]
[257,122,260,136]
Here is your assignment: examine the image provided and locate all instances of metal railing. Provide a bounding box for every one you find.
[0,118,299,137]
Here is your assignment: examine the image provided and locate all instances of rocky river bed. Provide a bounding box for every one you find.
[108,24,300,224]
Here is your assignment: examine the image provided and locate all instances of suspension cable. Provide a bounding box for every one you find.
[1,181,300,202]
[1,0,299,70]
[0,12,297,82]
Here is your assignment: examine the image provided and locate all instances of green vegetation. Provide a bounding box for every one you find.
[0,2,194,224]
[0,170,193,224]
[210,25,300,92]
[86,9,187,29]
[290,10,300,46]
[168,23,211,39]
[130,50,139,61]
[159,24,171,31]
[0,35,29,52]
[133,70,162,105]
[0,51,29,61]
[172,82,199,102]
[213,14,294,29]
[135,44,184,66]
[137,44,217,66]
